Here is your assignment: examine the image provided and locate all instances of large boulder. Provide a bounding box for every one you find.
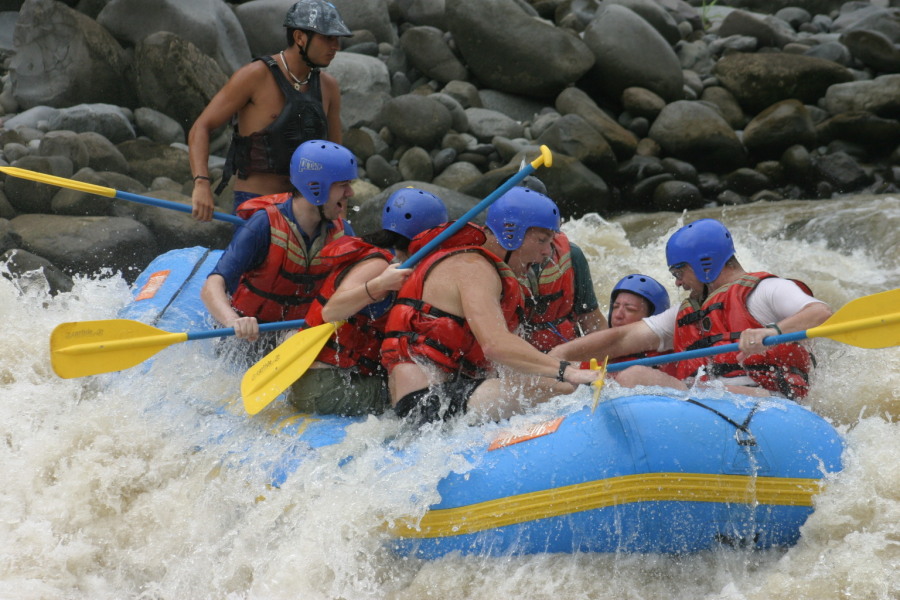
[648,100,746,171]
[97,0,251,75]
[10,0,136,110]
[327,52,392,131]
[714,52,854,115]
[580,4,684,105]
[133,32,229,132]
[446,0,594,99]
[9,213,158,278]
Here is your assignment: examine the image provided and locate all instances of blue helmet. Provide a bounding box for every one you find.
[609,274,670,325]
[665,218,735,283]
[486,187,561,251]
[382,187,448,239]
[290,140,358,206]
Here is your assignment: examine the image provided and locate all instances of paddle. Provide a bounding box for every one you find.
[50,318,306,378]
[593,287,900,377]
[241,145,555,415]
[0,166,244,226]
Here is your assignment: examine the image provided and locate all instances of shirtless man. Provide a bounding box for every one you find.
[188,0,350,221]
[381,187,602,425]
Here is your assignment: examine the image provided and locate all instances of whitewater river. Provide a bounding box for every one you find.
[1,195,898,599]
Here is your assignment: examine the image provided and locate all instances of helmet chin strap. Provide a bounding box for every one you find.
[504,250,513,264]
[297,33,326,70]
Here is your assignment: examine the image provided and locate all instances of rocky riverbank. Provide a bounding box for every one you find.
[1,0,900,292]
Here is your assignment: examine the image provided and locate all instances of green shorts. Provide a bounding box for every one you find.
[288,367,389,416]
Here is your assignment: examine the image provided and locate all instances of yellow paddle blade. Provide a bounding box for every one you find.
[808,288,900,349]
[0,166,116,197]
[241,322,342,415]
[51,320,187,378]
[589,356,609,413]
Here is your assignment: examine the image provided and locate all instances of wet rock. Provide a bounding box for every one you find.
[648,100,746,171]
[813,151,871,193]
[0,248,74,295]
[400,26,468,83]
[742,99,817,159]
[652,180,704,211]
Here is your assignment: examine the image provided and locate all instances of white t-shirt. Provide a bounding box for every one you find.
[644,277,824,352]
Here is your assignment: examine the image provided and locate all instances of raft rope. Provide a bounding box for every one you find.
[152,248,212,326]
[685,398,760,446]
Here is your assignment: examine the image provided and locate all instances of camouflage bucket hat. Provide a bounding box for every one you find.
[283,0,352,37]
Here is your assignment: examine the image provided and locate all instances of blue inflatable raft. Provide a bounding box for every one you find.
[119,248,845,558]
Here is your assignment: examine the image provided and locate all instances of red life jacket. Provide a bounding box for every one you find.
[672,272,814,399]
[304,236,393,375]
[521,233,578,351]
[230,197,345,322]
[381,222,524,377]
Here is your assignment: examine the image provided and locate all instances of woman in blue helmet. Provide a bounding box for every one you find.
[201,140,356,356]
[382,186,602,426]
[551,219,832,399]
[289,187,449,415]
[608,274,670,328]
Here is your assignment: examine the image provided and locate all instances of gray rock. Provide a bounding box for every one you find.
[77,132,130,174]
[447,0,594,99]
[714,52,854,114]
[813,150,871,192]
[781,144,815,184]
[742,99,817,159]
[0,216,21,253]
[699,85,746,129]
[117,138,191,187]
[97,0,251,75]
[134,107,186,145]
[652,180,704,211]
[621,87,666,121]
[10,0,136,110]
[441,80,482,109]
[430,93,469,133]
[0,248,73,296]
[400,26,468,84]
[478,90,547,124]
[47,104,136,144]
[383,95,453,148]
[2,106,60,131]
[582,4,684,104]
[831,5,900,43]
[50,167,123,217]
[803,40,853,67]
[133,32,229,132]
[328,53,392,130]
[396,0,449,29]
[5,155,75,213]
[365,154,403,188]
[398,146,434,182]
[9,213,158,278]
[127,188,233,253]
[722,167,771,194]
[606,0,682,45]
[465,107,524,142]
[38,131,90,172]
[840,29,900,74]
[536,113,618,178]
[648,100,746,171]
[432,160,482,190]
[823,74,900,117]
[816,112,900,148]
[555,87,639,160]
[432,147,457,174]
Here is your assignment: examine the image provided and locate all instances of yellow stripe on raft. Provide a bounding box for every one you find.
[391,472,824,539]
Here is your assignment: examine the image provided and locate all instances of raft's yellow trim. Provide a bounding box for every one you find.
[391,472,824,539]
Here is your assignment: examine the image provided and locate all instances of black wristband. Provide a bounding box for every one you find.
[766,322,783,335]
[193,174,212,182]
[556,360,571,382]
[364,280,377,301]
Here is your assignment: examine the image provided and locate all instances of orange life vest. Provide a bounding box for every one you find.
[230,196,345,322]
[672,272,814,399]
[304,236,393,375]
[381,222,524,377]
[521,233,578,351]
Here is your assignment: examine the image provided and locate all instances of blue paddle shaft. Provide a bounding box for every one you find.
[606,331,809,373]
[116,190,245,226]
[399,163,540,269]
[185,319,307,341]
